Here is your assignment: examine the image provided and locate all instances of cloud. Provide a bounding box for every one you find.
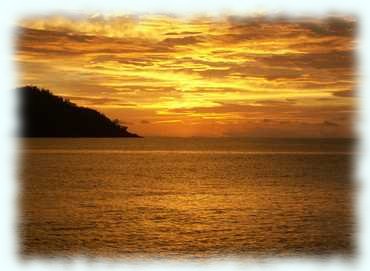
[323,120,340,127]
[168,101,297,115]
[333,89,355,97]
[259,51,354,70]
[16,15,356,137]
[63,95,133,106]
[159,35,204,47]
[300,17,355,38]
[165,31,202,36]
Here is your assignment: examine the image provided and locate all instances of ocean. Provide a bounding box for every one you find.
[19,138,355,259]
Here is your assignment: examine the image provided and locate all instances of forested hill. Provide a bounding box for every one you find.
[19,86,140,138]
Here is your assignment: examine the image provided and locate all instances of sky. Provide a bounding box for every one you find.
[16,14,356,137]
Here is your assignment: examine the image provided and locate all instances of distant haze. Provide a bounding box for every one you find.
[17,15,356,137]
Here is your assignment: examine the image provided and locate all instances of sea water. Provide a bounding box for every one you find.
[19,138,355,258]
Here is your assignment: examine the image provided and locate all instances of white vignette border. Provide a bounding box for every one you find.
[0,1,369,270]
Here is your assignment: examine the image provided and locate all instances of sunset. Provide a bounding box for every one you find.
[18,14,356,259]
[17,15,355,137]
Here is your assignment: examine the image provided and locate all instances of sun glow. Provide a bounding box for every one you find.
[17,14,356,137]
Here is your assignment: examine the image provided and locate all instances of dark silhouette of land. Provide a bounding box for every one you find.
[18,86,140,138]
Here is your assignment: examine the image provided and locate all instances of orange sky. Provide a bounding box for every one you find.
[16,14,356,137]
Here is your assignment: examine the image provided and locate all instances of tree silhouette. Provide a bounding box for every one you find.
[18,86,140,138]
